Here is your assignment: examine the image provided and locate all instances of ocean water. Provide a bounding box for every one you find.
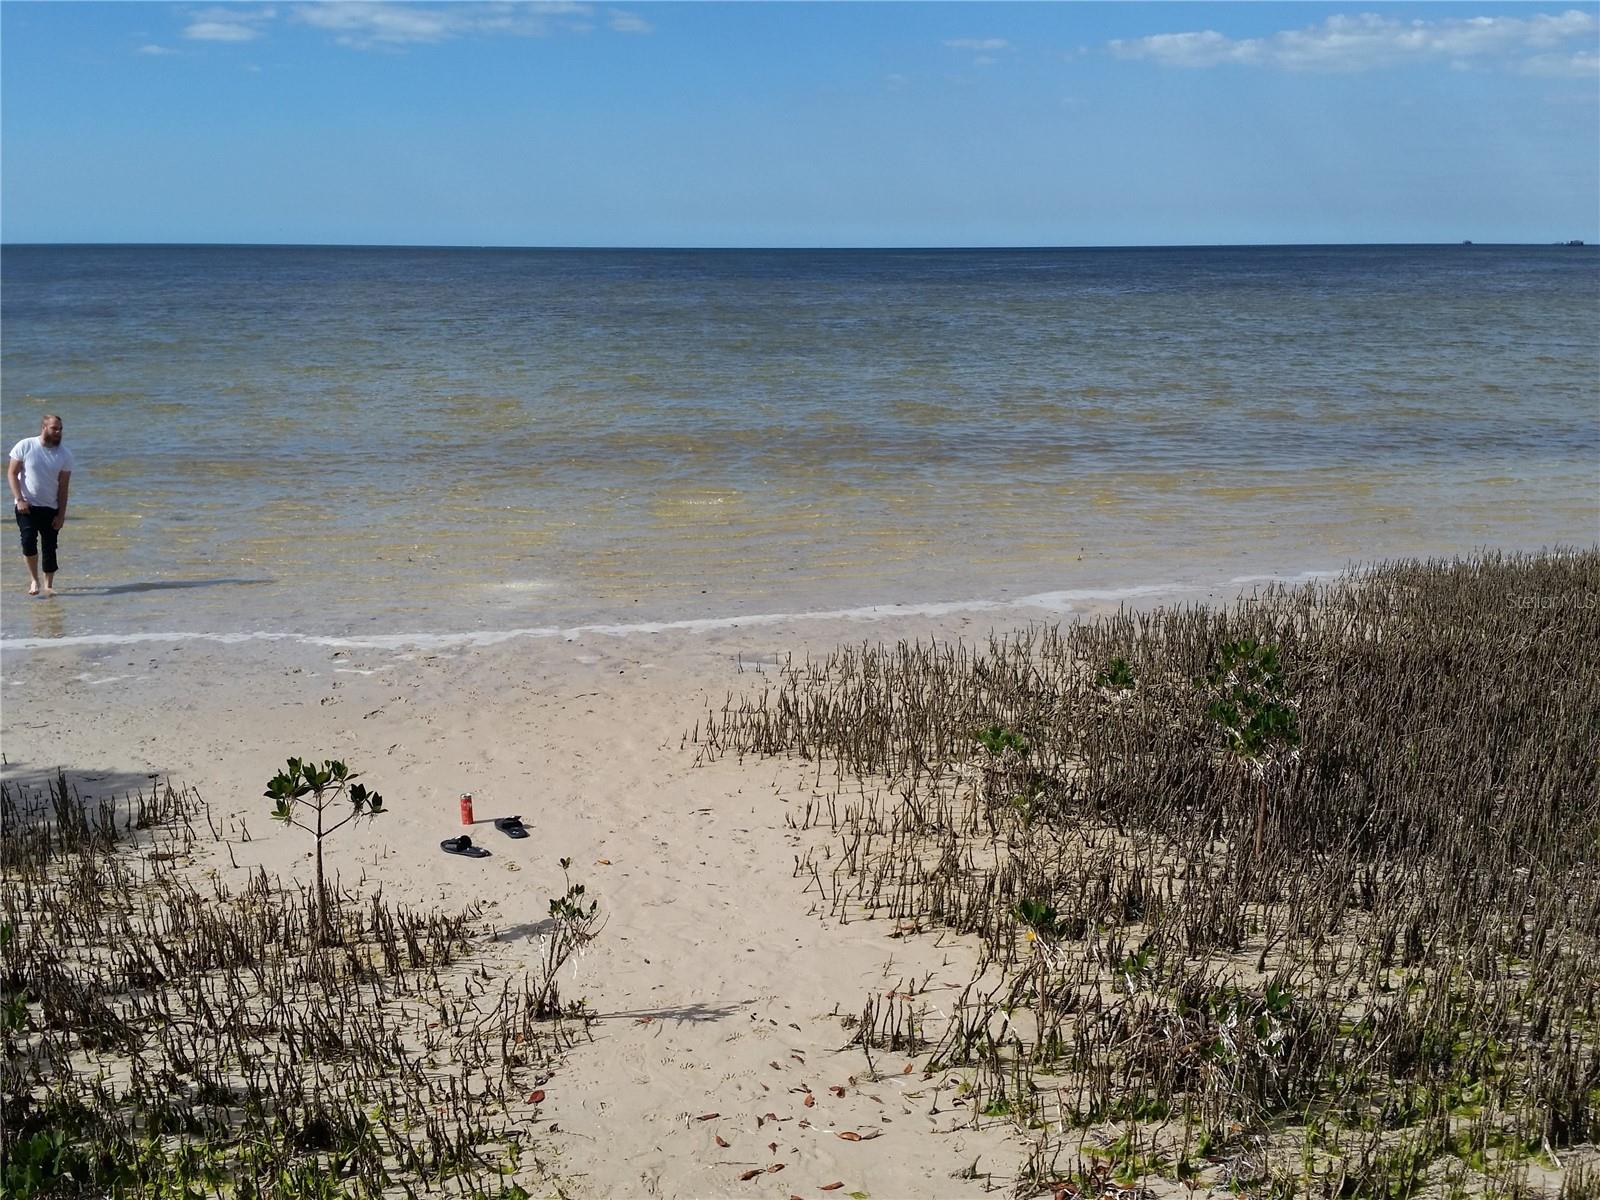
[1,244,1595,650]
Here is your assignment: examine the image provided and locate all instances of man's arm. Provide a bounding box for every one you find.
[7,458,26,510]
[52,471,70,531]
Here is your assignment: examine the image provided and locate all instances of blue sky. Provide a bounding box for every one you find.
[3,2,1596,246]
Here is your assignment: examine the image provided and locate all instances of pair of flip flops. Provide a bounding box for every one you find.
[441,815,530,857]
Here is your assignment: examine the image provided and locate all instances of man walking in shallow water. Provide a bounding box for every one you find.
[9,414,75,598]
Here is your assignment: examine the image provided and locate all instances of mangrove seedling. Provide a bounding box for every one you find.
[974,724,1029,758]
[1204,639,1300,857]
[1095,656,1137,690]
[265,758,385,943]
[1204,639,1300,761]
[531,857,604,1019]
[1014,898,1068,942]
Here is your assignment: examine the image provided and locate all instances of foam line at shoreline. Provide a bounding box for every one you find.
[1229,568,1346,585]
[0,573,1334,653]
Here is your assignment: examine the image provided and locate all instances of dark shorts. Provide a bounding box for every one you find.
[15,505,60,573]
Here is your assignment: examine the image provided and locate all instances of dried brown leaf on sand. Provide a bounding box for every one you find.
[767,1163,786,1173]
[829,1085,846,1097]
[821,1185,845,1193]
[837,1131,861,1141]
[715,1135,730,1148]
[696,1112,719,1121]
[804,1093,815,1107]
[738,1168,763,1181]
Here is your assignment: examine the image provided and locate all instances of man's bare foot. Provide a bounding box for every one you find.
[41,585,55,598]
[27,581,39,596]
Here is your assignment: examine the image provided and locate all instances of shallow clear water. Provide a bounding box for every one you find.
[2,244,1596,648]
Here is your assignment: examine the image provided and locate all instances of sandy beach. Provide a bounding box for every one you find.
[2,602,1140,1198]
[7,550,1600,1199]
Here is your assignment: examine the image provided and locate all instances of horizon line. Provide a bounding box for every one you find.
[3,239,1592,252]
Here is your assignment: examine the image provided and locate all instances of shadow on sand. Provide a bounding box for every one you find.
[0,761,166,797]
[70,578,271,597]
[491,919,559,942]
[593,1002,749,1024]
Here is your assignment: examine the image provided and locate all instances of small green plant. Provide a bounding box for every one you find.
[1095,656,1137,689]
[549,857,600,928]
[980,1094,1014,1118]
[1006,790,1046,825]
[1204,639,1300,856]
[1118,945,1154,993]
[2,1128,94,1198]
[973,724,1028,758]
[0,924,28,1036]
[1204,639,1300,760]
[265,758,385,944]
[531,857,604,1019]
[1013,897,1068,941]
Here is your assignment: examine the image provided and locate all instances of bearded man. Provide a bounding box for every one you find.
[9,414,75,597]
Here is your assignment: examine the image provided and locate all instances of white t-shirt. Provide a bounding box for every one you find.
[10,437,76,509]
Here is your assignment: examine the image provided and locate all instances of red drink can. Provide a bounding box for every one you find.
[459,793,474,825]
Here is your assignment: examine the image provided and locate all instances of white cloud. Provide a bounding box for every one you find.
[1109,9,1600,73]
[184,21,263,42]
[177,1,652,51]
[973,55,997,68]
[607,10,651,35]
[136,43,179,55]
[945,37,1009,52]
[1518,49,1600,78]
[289,2,595,48]
[183,6,274,42]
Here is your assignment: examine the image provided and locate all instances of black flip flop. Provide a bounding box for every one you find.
[441,835,491,858]
[494,815,530,839]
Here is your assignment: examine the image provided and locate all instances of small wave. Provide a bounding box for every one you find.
[495,579,557,593]
[1228,569,1346,585]
[0,570,1344,653]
